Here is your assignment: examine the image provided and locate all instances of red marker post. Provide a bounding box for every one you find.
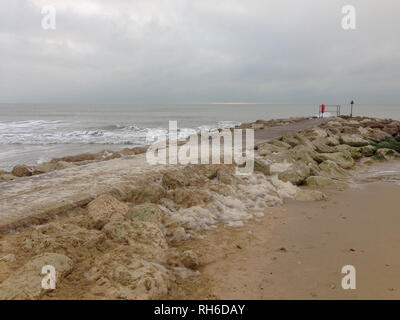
[321,104,325,118]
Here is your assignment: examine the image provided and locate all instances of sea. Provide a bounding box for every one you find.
[0,103,399,170]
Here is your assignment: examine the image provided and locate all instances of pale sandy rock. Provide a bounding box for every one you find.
[33,163,56,175]
[216,166,235,184]
[305,176,348,189]
[315,152,354,169]
[0,253,16,262]
[0,174,16,182]
[167,226,189,244]
[85,252,171,300]
[278,161,310,185]
[20,223,105,258]
[310,127,329,139]
[312,139,336,153]
[129,184,166,204]
[364,128,392,142]
[166,187,211,209]
[257,143,286,156]
[254,158,271,175]
[162,171,189,190]
[282,132,315,150]
[103,220,169,264]
[375,148,400,161]
[295,190,327,201]
[324,136,340,146]
[326,121,343,128]
[55,161,76,170]
[0,253,73,300]
[180,250,199,269]
[269,161,292,174]
[335,144,363,160]
[319,160,347,178]
[251,123,265,130]
[360,145,375,157]
[346,120,361,126]
[269,139,291,149]
[382,126,398,136]
[126,203,163,224]
[308,162,321,176]
[88,194,128,229]
[340,134,370,147]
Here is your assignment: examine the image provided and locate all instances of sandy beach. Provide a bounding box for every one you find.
[0,116,400,300]
[166,180,400,300]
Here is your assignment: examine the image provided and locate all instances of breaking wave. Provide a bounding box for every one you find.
[0,120,240,146]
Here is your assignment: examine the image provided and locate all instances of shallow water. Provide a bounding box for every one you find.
[351,160,400,185]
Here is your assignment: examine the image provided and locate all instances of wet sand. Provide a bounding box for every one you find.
[169,182,400,299]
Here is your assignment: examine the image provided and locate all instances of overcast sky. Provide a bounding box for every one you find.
[0,0,399,104]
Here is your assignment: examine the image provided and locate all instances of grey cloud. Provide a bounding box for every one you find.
[0,0,399,104]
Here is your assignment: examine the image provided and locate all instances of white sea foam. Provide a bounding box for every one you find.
[0,120,240,146]
[167,172,298,237]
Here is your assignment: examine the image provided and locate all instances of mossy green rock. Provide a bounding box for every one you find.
[315,152,355,169]
[319,160,347,178]
[374,148,400,161]
[335,144,363,160]
[305,176,348,189]
[126,203,163,224]
[340,134,369,147]
[360,145,375,157]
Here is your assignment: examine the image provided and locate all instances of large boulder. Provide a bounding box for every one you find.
[312,139,336,153]
[180,250,199,270]
[257,142,287,156]
[0,253,73,300]
[166,187,211,208]
[88,194,128,229]
[33,162,56,175]
[289,145,318,165]
[315,152,355,169]
[254,158,271,175]
[20,223,106,258]
[55,161,76,170]
[340,134,369,147]
[0,174,16,182]
[335,145,363,160]
[324,135,340,146]
[11,165,32,177]
[305,176,348,189]
[103,220,169,264]
[360,145,375,157]
[319,160,348,178]
[162,171,189,190]
[295,190,327,201]
[269,139,291,149]
[325,121,343,128]
[364,129,392,142]
[375,148,400,161]
[126,203,163,224]
[281,132,315,150]
[84,251,171,300]
[129,184,166,204]
[278,161,310,185]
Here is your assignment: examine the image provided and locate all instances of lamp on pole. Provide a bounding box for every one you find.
[350,100,354,117]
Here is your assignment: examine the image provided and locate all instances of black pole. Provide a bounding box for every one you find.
[350,100,354,117]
